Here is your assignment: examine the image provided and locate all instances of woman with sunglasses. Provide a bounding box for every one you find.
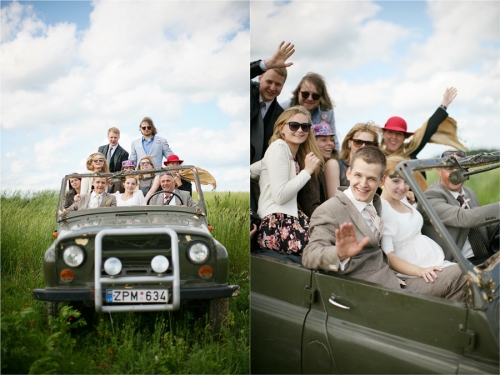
[137,156,161,201]
[251,106,322,261]
[323,122,380,198]
[281,72,340,152]
[80,152,110,195]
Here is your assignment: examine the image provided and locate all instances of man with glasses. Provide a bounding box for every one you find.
[251,41,294,164]
[419,150,499,264]
[130,117,173,169]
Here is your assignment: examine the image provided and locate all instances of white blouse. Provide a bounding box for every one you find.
[114,190,146,206]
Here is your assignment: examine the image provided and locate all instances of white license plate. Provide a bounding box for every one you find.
[106,289,169,303]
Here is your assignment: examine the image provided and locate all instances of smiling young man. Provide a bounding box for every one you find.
[98,127,129,173]
[66,177,117,211]
[302,147,467,301]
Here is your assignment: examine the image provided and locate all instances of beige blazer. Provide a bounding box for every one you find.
[66,192,117,211]
[419,181,499,260]
[148,189,195,207]
[302,188,400,288]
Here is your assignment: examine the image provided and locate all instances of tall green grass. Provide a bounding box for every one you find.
[1,190,249,374]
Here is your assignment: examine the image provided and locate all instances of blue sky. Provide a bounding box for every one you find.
[1,0,499,194]
[1,0,250,192]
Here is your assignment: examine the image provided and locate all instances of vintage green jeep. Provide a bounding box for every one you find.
[251,152,499,374]
[33,166,239,331]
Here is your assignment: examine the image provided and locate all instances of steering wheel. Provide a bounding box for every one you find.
[147,190,184,206]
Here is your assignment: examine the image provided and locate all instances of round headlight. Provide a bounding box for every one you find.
[104,257,122,276]
[187,242,210,264]
[151,255,169,273]
[62,245,85,267]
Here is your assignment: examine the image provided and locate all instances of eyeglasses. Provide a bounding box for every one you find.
[300,91,320,101]
[141,126,152,130]
[140,161,151,166]
[287,122,311,132]
[92,158,105,163]
[351,139,376,147]
[441,150,466,158]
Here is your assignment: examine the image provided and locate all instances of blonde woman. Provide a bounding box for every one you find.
[80,152,110,195]
[252,105,322,257]
[324,122,380,198]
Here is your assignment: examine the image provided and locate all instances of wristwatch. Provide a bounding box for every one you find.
[440,104,447,111]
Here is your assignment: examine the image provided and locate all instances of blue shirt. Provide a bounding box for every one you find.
[142,135,155,155]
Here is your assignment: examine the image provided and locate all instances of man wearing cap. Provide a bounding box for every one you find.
[418,150,499,264]
[148,173,195,207]
[98,127,129,173]
[251,41,294,164]
[130,117,173,169]
[163,154,192,196]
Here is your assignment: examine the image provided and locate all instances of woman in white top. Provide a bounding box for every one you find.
[252,105,322,256]
[380,156,455,282]
[114,175,146,206]
[80,152,110,195]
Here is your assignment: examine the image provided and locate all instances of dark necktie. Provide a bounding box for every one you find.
[457,194,489,259]
[163,193,174,205]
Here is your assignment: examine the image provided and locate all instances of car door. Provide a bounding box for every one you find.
[310,271,469,374]
[250,254,314,374]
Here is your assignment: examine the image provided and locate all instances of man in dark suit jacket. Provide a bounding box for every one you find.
[418,150,499,264]
[250,41,295,164]
[98,127,129,173]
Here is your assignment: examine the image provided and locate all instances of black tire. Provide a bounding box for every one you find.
[208,298,229,334]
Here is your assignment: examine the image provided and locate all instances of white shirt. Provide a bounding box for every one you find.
[87,192,103,209]
[338,188,377,270]
[164,193,177,206]
[446,188,474,259]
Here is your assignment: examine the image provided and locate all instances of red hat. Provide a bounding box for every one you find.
[383,116,414,137]
[163,154,184,166]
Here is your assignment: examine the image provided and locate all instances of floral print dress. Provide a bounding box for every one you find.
[257,159,310,255]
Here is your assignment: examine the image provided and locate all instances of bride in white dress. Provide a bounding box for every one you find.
[114,176,146,206]
[380,156,454,282]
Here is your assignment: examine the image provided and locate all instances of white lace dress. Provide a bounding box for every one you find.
[380,198,454,278]
[114,190,146,206]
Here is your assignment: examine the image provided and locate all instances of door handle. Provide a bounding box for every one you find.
[329,296,350,310]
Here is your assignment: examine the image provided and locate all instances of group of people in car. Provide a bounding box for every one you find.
[251,42,499,302]
[63,117,195,211]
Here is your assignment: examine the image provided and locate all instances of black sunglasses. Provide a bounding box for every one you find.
[300,91,320,101]
[287,122,311,132]
[351,138,376,147]
[441,150,466,158]
[141,126,152,130]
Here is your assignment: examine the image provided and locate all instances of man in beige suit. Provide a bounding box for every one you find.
[302,147,466,301]
[66,177,117,211]
[148,173,195,207]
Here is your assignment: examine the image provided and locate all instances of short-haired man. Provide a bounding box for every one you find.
[302,147,466,301]
[66,177,117,211]
[419,150,499,264]
[148,173,195,207]
[251,41,294,164]
[98,127,129,173]
[130,117,173,169]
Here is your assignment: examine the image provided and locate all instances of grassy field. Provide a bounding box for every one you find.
[1,191,249,374]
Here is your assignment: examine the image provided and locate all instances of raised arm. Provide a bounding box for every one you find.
[324,159,341,198]
[410,87,458,158]
[251,41,295,79]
